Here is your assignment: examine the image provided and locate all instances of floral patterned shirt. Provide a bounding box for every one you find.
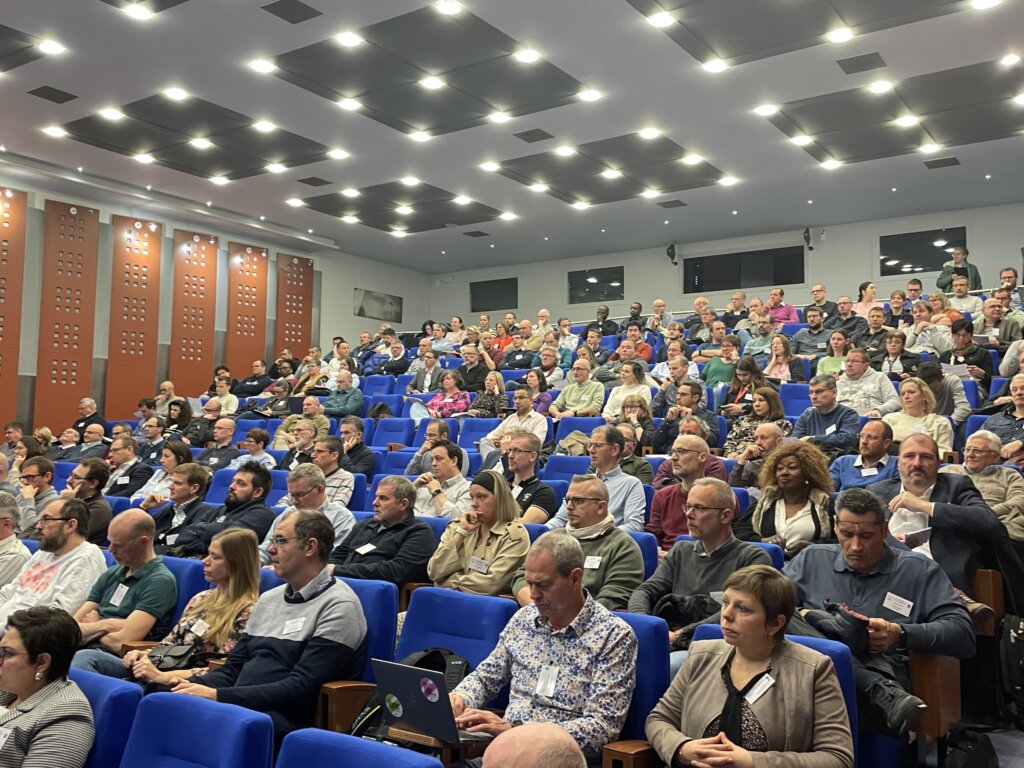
[426,390,471,417]
[453,595,637,760]
[156,589,254,673]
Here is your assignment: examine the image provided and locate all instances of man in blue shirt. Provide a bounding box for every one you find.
[828,419,899,490]
[791,375,860,456]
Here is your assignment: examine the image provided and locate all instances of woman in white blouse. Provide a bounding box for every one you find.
[603,360,652,420]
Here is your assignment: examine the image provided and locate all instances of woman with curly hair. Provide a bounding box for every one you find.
[612,394,656,449]
[735,441,834,559]
[723,387,792,458]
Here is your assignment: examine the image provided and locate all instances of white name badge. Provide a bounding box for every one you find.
[825,424,837,435]
[165,534,178,545]
[116,476,131,485]
[283,617,306,635]
[468,556,490,574]
[817,342,827,349]
[745,673,776,705]
[191,618,210,637]
[861,467,879,476]
[110,583,129,607]
[355,543,377,555]
[883,592,914,618]
[584,555,602,569]
[536,664,559,697]
[208,458,219,465]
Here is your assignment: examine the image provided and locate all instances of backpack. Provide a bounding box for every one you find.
[998,614,1024,730]
[554,430,591,456]
[350,647,471,743]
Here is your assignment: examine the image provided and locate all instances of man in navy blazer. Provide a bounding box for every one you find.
[140,462,215,554]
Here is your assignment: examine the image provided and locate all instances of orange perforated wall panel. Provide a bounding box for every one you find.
[275,253,314,352]
[105,215,162,418]
[168,230,219,397]
[225,242,269,373]
[34,200,100,429]
[0,188,28,423]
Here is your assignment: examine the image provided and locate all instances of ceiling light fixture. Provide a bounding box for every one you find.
[553,145,576,157]
[753,104,778,116]
[190,137,212,149]
[789,134,813,146]
[514,49,540,63]
[210,176,229,185]
[528,183,549,192]
[248,58,277,74]
[641,189,660,198]
[1000,53,1021,66]
[578,88,603,102]
[419,76,445,90]
[718,175,739,185]
[37,39,66,55]
[702,58,728,73]
[334,31,364,47]
[601,168,622,179]
[488,111,511,123]
[391,229,409,238]
[886,259,900,266]
[409,130,432,142]
[985,174,992,179]
[259,215,266,221]
[162,87,189,101]
[285,198,304,207]
[122,3,155,20]
[453,195,472,205]
[638,127,661,139]
[807,200,814,205]
[341,188,360,197]
[970,0,1001,9]
[499,211,518,221]
[919,142,941,153]
[586,277,598,284]
[479,161,500,171]
[327,148,350,159]
[134,153,154,164]
[253,120,276,133]
[826,27,854,43]
[933,239,948,247]
[895,115,919,127]
[400,176,420,186]
[821,158,843,169]
[396,205,414,215]
[266,163,286,173]
[434,0,463,15]
[98,107,124,121]
[646,11,675,27]
[337,98,362,111]
[732,210,738,215]
[572,201,591,210]
[1014,93,1024,105]
[868,79,893,94]
[681,153,703,165]
[341,215,359,223]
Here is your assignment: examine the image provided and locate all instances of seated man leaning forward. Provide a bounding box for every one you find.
[449,533,638,767]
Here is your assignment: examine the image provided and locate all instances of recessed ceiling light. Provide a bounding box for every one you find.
[37,39,66,55]
[971,0,1001,9]
[419,76,446,90]
[488,111,511,123]
[190,137,212,149]
[919,142,941,153]
[718,175,739,185]
[933,239,948,247]
[886,259,900,266]
[259,215,266,221]
[337,98,362,111]
[945,247,956,253]
[122,3,155,20]
[327,148,350,160]
[753,104,778,116]
[985,174,992,179]
[732,210,738,215]
[601,169,622,179]
[307,228,314,234]
[206,201,213,207]
[914,267,924,272]
[826,27,854,43]
[479,161,500,172]
[341,215,359,223]
[453,195,472,205]
[334,31,364,47]
[808,200,814,205]
[578,88,603,102]
[553,145,576,157]
[702,59,728,73]
[499,211,517,221]
[638,127,661,139]
[134,153,154,164]
[681,153,703,165]
[98,108,124,121]
[1000,53,1021,66]
[210,176,229,186]
[409,131,432,142]
[609,280,621,286]
[789,134,813,146]
[286,198,304,207]
[641,189,660,198]
[266,163,286,174]
[891,187,898,192]
[1014,93,1024,105]
[248,58,277,74]
[895,115,919,127]
[868,79,893,94]
[489,244,495,248]
[514,49,540,63]
[528,183,549,192]
[253,120,276,133]
[820,159,843,169]
[391,229,409,238]
[646,11,675,27]
[341,188,360,198]
[396,205,414,215]
[434,0,463,15]
[76,166,83,172]
[400,176,420,186]
[586,276,598,284]
[572,201,591,210]
[145,185,151,190]
[664,220,670,225]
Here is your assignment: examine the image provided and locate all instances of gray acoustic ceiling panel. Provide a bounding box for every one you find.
[268,4,586,137]
[302,179,502,234]
[0,24,45,73]
[764,58,1024,166]
[625,0,965,67]
[261,0,322,24]
[494,131,726,207]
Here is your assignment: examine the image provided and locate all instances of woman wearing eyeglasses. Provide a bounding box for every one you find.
[227,428,277,471]
[129,440,193,505]
[0,606,95,768]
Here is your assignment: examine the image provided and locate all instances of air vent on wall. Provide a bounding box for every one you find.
[297,176,331,186]
[657,200,687,208]
[463,231,491,238]
[28,85,77,104]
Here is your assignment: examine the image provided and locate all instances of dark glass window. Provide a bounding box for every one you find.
[878,227,967,277]
[470,278,518,313]
[568,267,625,304]
[683,246,804,293]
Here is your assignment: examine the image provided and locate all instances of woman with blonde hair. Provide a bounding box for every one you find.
[468,371,508,418]
[427,469,530,595]
[883,376,953,454]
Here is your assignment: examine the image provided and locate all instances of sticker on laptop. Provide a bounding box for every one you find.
[384,694,403,717]
[420,677,440,703]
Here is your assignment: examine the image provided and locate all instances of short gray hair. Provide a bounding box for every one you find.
[690,477,737,515]
[966,429,1001,454]
[809,374,837,389]
[529,532,584,576]
[0,491,17,520]
[288,463,325,487]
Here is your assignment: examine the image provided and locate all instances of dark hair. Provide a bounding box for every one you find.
[138,398,157,409]
[246,428,270,448]
[593,425,625,456]
[17,436,45,461]
[22,456,54,481]
[58,497,92,536]
[723,565,796,638]
[916,361,943,384]
[430,439,463,470]
[526,368,549,392]
[907,278,923,289]
[624,320,642,332]
[78,457,110,489]
[805,305,822,318]
[162,440,193,468]
[825,329,851,358]
[3,422,24,432]
[340,416,364,435]
[729,356,768,397]
[427,419,450,438]
[315,435,343,457]
[857,281,874,302]
[288,509,335,564]
[167,400,192,428]
[235,460,272,499]
[951,318,973,335]
[835,488,886,525]
[7,606,82,682]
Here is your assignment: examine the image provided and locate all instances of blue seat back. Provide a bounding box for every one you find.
[612,611,670,740]
[259,568,284,593]
[23,538,39,553]
[965,414,987,440]
[161,555,209,627]
[107,496,132,515]
[545,479,568,509]
[235,418,268,435]
[524,523,548,541]
[732,487,750,516]
[382,450,415,475]
[205,467,235,505]
[643,484,655,524]
[53,461,76,492]
[553,416,604,444]
[542,454,591,483]
[118,693,273,768]
[415,515,451,543]
[456,418,502,451]
[962,378,979,408]
[70,668,142,768]
[752,541,785,569]
[369,418,415,448]
[277,729,442,768]
[349,473,367,512]
[268,470,290,506]
[363,375,396,396]
[338,577,399,680]
[628,530,659,579]
[647,456,666,476]
[395,373,415,393]
[365,395,405,421]
[779,382,811,417]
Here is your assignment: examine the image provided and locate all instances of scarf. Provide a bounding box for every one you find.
[718,656,773,747]
[566,512,615,540]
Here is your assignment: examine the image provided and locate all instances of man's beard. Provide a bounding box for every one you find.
[40,530,68,553]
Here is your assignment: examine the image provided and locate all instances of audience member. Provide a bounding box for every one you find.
[413,440,472,518]
[870,331,921,381]
[828,419,898,490]
[836,348,901,416]
[645,435,711,551]
[791,375,859,455]
[940,430,1024,545]
[54,458,112,544]
[882,377,953,455]
[338,417,377,477]
[16,457,59,536]
[727,423,786,495]
[722,387,791,458]
[0,492,29,585]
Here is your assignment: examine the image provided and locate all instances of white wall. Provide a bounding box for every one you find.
[426,201,1024,324]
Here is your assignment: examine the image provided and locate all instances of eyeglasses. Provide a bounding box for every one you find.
[506,447,536,456]
[0,647,27,665]
[564,496,602,507]
[19,475,41,482]
[963,448,997,455]
[290,487,319,501]
[683,504,725,514]
[269,535,300,547]
[669,448,701,457]
[37,516,70,525]
[588,442,609,450]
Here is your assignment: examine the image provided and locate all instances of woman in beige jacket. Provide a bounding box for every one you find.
[427,470,529,595]
[646,565,853,768]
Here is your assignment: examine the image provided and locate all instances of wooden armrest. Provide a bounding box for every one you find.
[641,446,654,456]
[942,451,960,464]
[400,582,432,611]
[206,658,225,671]
[908,652,960,739]
[318,680,377,732]
[602,739,661,768]
[971,569,1004,635]
[387,442,408,452]
[120,641,159,655]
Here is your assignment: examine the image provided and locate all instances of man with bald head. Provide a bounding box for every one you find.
[74,423,109,460]
[549,359,605,420]
[728,422,786,493]
[70,509,178,675]
[195,418,242,470]
[483,722,585,768]
[828,419,898,490]
[647,434,711,552]
[154,380,178,418]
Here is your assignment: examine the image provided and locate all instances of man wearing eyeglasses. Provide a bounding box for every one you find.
[137,417,167,466]
[258,464,355,567]
[194,418,242,469]
[70,398,106,441]
[275,420,317,472]
[180,397,222,447]
[404,420,470,478]
[646,435,711,552]
[629,477,770,677]
[548,359,604,420]
[0,492,29,586]
[0,498,107,624]
[272,397,330,451]
[275,436,354,507]
[54,458,112,545]
[479,388,547,468]
[512,476,642,611]
[15,457,59,536]
[71,423,109,461]
[503,431,557,524]
[100,437,154,498]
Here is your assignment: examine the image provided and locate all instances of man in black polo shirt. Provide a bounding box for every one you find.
[195,419,242,471]
[504,432,557,523]
[233,359,274,397]
[338,416,377,477]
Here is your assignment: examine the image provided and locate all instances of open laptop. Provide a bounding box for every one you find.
[371,659,494,745]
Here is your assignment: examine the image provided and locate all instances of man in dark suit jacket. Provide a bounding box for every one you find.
[141,462,215,553]
[100,438,154,498]
[867,434,1005,606]
[408,352,444,394]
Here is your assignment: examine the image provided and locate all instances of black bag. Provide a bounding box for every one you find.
[998,614,1024,730]
[350,647,470,742]
[148,644,197,671]
[946,726,999,768]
